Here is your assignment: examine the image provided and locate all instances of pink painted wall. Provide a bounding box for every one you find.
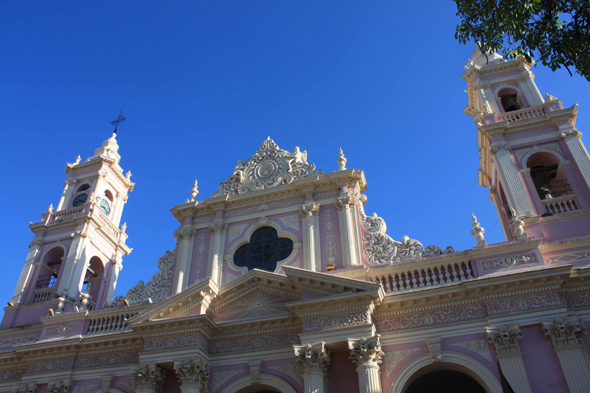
[520,324,568,392]
[327,350,359,393]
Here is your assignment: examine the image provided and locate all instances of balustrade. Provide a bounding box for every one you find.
[496,105,545,122]
[48,206,85,223]
[33,287,54,302]
[370,259,474,293]
[542,195,579,215]
[86,309,140,335]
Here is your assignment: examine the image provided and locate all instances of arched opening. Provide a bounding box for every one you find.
[497,88,522,112]
[527,152,572,201]
[36,247,64,289]
[76,184,90,192]
[82,256,105,308]
[235,387,280,393]
[104,189,114,202]
[406,370,486,393]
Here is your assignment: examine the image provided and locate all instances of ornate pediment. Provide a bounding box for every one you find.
[211,291,292,323]
[213,137,322,196]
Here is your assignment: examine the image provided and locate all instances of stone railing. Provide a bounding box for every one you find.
[47,206,85,223]
[542,195,579,215]
[496,105,545,123]
[33,287,54,303]
[95,209,120,237]
[86,308,143,335]
[369,258,475,294]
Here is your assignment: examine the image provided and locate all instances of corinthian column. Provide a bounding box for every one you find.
[130,363,166,393]
[542,316,590,393]
[294,342,331,393]
[348,336,384,393]
[486,324,532,393]
[300,202,321,271]
[174,358,209,393]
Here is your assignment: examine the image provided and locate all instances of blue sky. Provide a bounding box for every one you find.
[1,1,588,308]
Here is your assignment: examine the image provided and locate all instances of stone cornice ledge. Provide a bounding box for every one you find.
[285,290,380,317]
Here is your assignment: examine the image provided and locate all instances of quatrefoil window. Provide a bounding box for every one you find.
[234,227,293,272]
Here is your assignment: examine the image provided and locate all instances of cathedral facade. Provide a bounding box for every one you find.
[2,49,590,393]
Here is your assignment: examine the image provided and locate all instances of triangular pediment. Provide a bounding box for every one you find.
[128,279,219,325]
[282,266,383,297]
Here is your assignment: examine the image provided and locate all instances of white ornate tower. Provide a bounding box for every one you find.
[462,48,590,242]
[2,133,134,328]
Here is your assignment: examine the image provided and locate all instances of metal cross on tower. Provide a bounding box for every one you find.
[110,105,127,134]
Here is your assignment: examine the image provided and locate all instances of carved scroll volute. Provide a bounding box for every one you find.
[294,342,331,376]
[486,324,523,356]
[348,335,385,368]
[131,363,166,393]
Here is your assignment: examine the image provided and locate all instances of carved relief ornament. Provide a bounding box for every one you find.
[130,363,166,393]
[486,324,522,355]
[126,248,176,304]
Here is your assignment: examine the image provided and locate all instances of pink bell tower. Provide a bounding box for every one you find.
[462,48,590,242]
[1,133,134,328]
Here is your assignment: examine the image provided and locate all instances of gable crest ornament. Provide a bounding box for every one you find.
[214,137,322,196]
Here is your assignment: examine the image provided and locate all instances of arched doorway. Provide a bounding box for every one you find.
[236,387,280,393]
[406,370,486,393]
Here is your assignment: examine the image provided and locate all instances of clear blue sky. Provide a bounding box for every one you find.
[1,1,588,308]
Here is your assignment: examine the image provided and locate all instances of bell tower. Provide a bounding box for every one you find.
[462,47,590,242]
[2,132,134,328]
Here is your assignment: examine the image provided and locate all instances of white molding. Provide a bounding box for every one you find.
[219,373,297,393]
[389,351,502,393]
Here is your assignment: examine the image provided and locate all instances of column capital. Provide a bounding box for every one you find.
[131,363,166,393]
[174,226,198,239]
[300,202,320,217]
[47,379,72,393]
[28,238,43,249]
[348,335,385,368]
[294,342,331,376]
[12,384,38,393]
[208,221,227,234]
[486,324,523,356]
[174,358,209,391]
[542,316,587,349]
[490,142,510,155]
[561,128,583,139]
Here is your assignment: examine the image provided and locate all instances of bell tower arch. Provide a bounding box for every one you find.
[462,47,590,242]
[2,131,134,328]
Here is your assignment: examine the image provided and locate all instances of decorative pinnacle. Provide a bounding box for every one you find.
[110,105,127,134]
[471,214,486,247]
[47,204,54,213]
[121,222,127,233]
[190,179,199,202]
[338,148,347,171]
[74,155,81,164]
[125,171,132,180]
[509,207,527,240]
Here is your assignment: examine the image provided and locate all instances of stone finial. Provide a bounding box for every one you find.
[471,214,487,247]
[121,222,127,233]
[126,171,132,180]
[48,204,54,213]
[294,342,331,376]
[486,324,523,356]
[190,180,199,202]
[542,316,587,349]
[79,283,92,311]
[545,93,558,101]
[509,208,527,240]
[74,155,81,164]
[337,148,347,171]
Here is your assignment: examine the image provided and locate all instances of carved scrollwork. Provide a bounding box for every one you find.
[214,137,322,196]
[126,248,176,304]
[360,203,452,265]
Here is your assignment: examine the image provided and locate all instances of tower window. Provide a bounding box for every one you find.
[527,152,572,199]
[498,88,522,112]
[76,184,90,192]
[34,247,64,290]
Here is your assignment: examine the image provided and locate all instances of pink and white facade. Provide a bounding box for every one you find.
[2,49,590,393]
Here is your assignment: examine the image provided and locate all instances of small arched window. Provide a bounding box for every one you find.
[527,152,572,199]
[82,256,105,308]
[104,189,114,202]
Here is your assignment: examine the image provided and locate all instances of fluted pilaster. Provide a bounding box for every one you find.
[486,324,531,393]
[349,335,384,393]
[542,316,590,393]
